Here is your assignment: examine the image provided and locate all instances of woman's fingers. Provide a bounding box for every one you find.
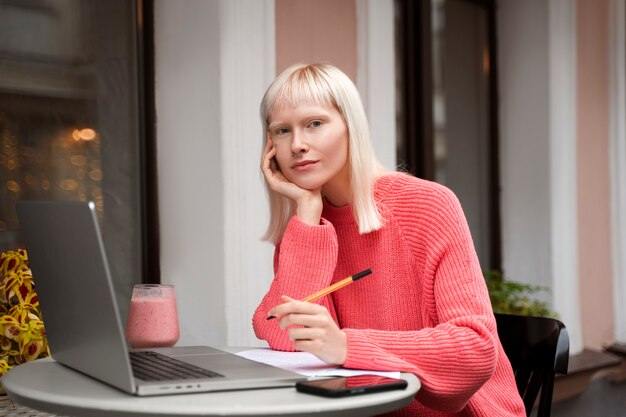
[279,310,334,330]
[268,296,347,364]
[261,141,277,174]
[261,141,295,193]
[270,296,324,322]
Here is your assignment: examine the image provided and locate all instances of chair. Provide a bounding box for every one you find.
[495,313,569,417]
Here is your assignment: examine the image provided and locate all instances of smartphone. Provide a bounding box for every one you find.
[295,375,408,397]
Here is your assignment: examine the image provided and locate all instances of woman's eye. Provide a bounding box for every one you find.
[308,120,323,128]
[274,128,289,136]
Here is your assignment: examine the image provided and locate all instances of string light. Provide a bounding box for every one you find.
[1,122,104,231]
[72,128,97,141]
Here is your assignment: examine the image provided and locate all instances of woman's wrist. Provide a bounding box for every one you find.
[296,194,323,225]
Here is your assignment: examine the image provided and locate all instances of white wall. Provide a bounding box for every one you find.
[156,0,278,348]
[155,0,227,345]
[219,1,276,347]
[498,0,553,290]
[498,0,582,353]
[356,0,397,171]
[548,0,581,353]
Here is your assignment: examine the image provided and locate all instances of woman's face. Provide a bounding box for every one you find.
[267,101,350,204]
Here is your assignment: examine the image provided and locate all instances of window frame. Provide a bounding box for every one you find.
[395,0,501,270]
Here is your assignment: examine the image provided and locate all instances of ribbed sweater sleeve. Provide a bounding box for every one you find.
[252,216,339,351]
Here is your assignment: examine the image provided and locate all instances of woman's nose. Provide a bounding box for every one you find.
[290,131,309,154]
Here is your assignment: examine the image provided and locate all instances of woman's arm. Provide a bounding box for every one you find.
[252,216,340,351]
[338,177,499,412]
[343,312,497,413]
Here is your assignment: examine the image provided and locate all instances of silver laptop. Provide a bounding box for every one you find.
[16,200,303,396]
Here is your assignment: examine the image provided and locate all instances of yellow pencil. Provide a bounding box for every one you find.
[266,268,372,320]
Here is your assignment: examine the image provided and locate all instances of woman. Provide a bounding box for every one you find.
[252,63,525,417]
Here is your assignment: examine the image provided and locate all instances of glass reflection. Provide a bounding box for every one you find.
[0,0,144,320]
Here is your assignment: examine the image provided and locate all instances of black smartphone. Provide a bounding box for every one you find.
[295,375,408,397]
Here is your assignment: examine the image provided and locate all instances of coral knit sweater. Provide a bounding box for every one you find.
[253,172,526,417]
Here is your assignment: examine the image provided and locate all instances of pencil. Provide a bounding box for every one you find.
[266,268,372,320]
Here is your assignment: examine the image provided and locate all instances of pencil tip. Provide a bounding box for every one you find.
[352,268,372,281]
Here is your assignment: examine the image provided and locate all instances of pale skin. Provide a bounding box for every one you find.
[261,101,351,365]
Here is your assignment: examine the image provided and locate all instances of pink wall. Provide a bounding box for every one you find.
[576,0,614,349]
[275,0,357,82]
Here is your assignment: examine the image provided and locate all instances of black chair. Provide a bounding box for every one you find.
[495,313,569,417]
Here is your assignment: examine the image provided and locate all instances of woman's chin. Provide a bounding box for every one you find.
[297,183,323,191]
[289,177,325,191]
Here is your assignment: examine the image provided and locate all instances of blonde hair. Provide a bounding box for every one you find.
[260,63,384,243]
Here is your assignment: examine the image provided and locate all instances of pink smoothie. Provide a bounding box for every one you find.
[125,297,179,348]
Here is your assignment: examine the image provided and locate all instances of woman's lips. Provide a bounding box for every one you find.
[291,160,318,171]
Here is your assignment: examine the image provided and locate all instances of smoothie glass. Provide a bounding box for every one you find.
[125,284,180,349]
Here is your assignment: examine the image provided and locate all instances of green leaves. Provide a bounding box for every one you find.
[484,270,558,318]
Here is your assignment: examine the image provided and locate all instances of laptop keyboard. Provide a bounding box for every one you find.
[129,350,224,381]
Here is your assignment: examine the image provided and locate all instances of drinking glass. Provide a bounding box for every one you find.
[125,284,180,349]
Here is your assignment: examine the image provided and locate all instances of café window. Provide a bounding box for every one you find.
[0,0,157,317]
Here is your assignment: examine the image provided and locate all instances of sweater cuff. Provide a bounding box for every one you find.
[276,216,338,280]
[343,329,413,372]
[281,215,336,251]
[343,329,368,369]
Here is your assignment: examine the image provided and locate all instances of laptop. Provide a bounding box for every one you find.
[16,200,304,396]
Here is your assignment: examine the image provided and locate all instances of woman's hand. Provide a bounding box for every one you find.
[262,139,322,225]
[269,295,347,365]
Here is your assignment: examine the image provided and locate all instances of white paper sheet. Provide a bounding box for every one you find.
[236,348,401,378]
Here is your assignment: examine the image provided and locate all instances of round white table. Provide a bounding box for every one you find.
[2,358,420,417]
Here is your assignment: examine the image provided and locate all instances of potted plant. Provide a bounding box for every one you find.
[0,249,49,390]
[483,270,558,318]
